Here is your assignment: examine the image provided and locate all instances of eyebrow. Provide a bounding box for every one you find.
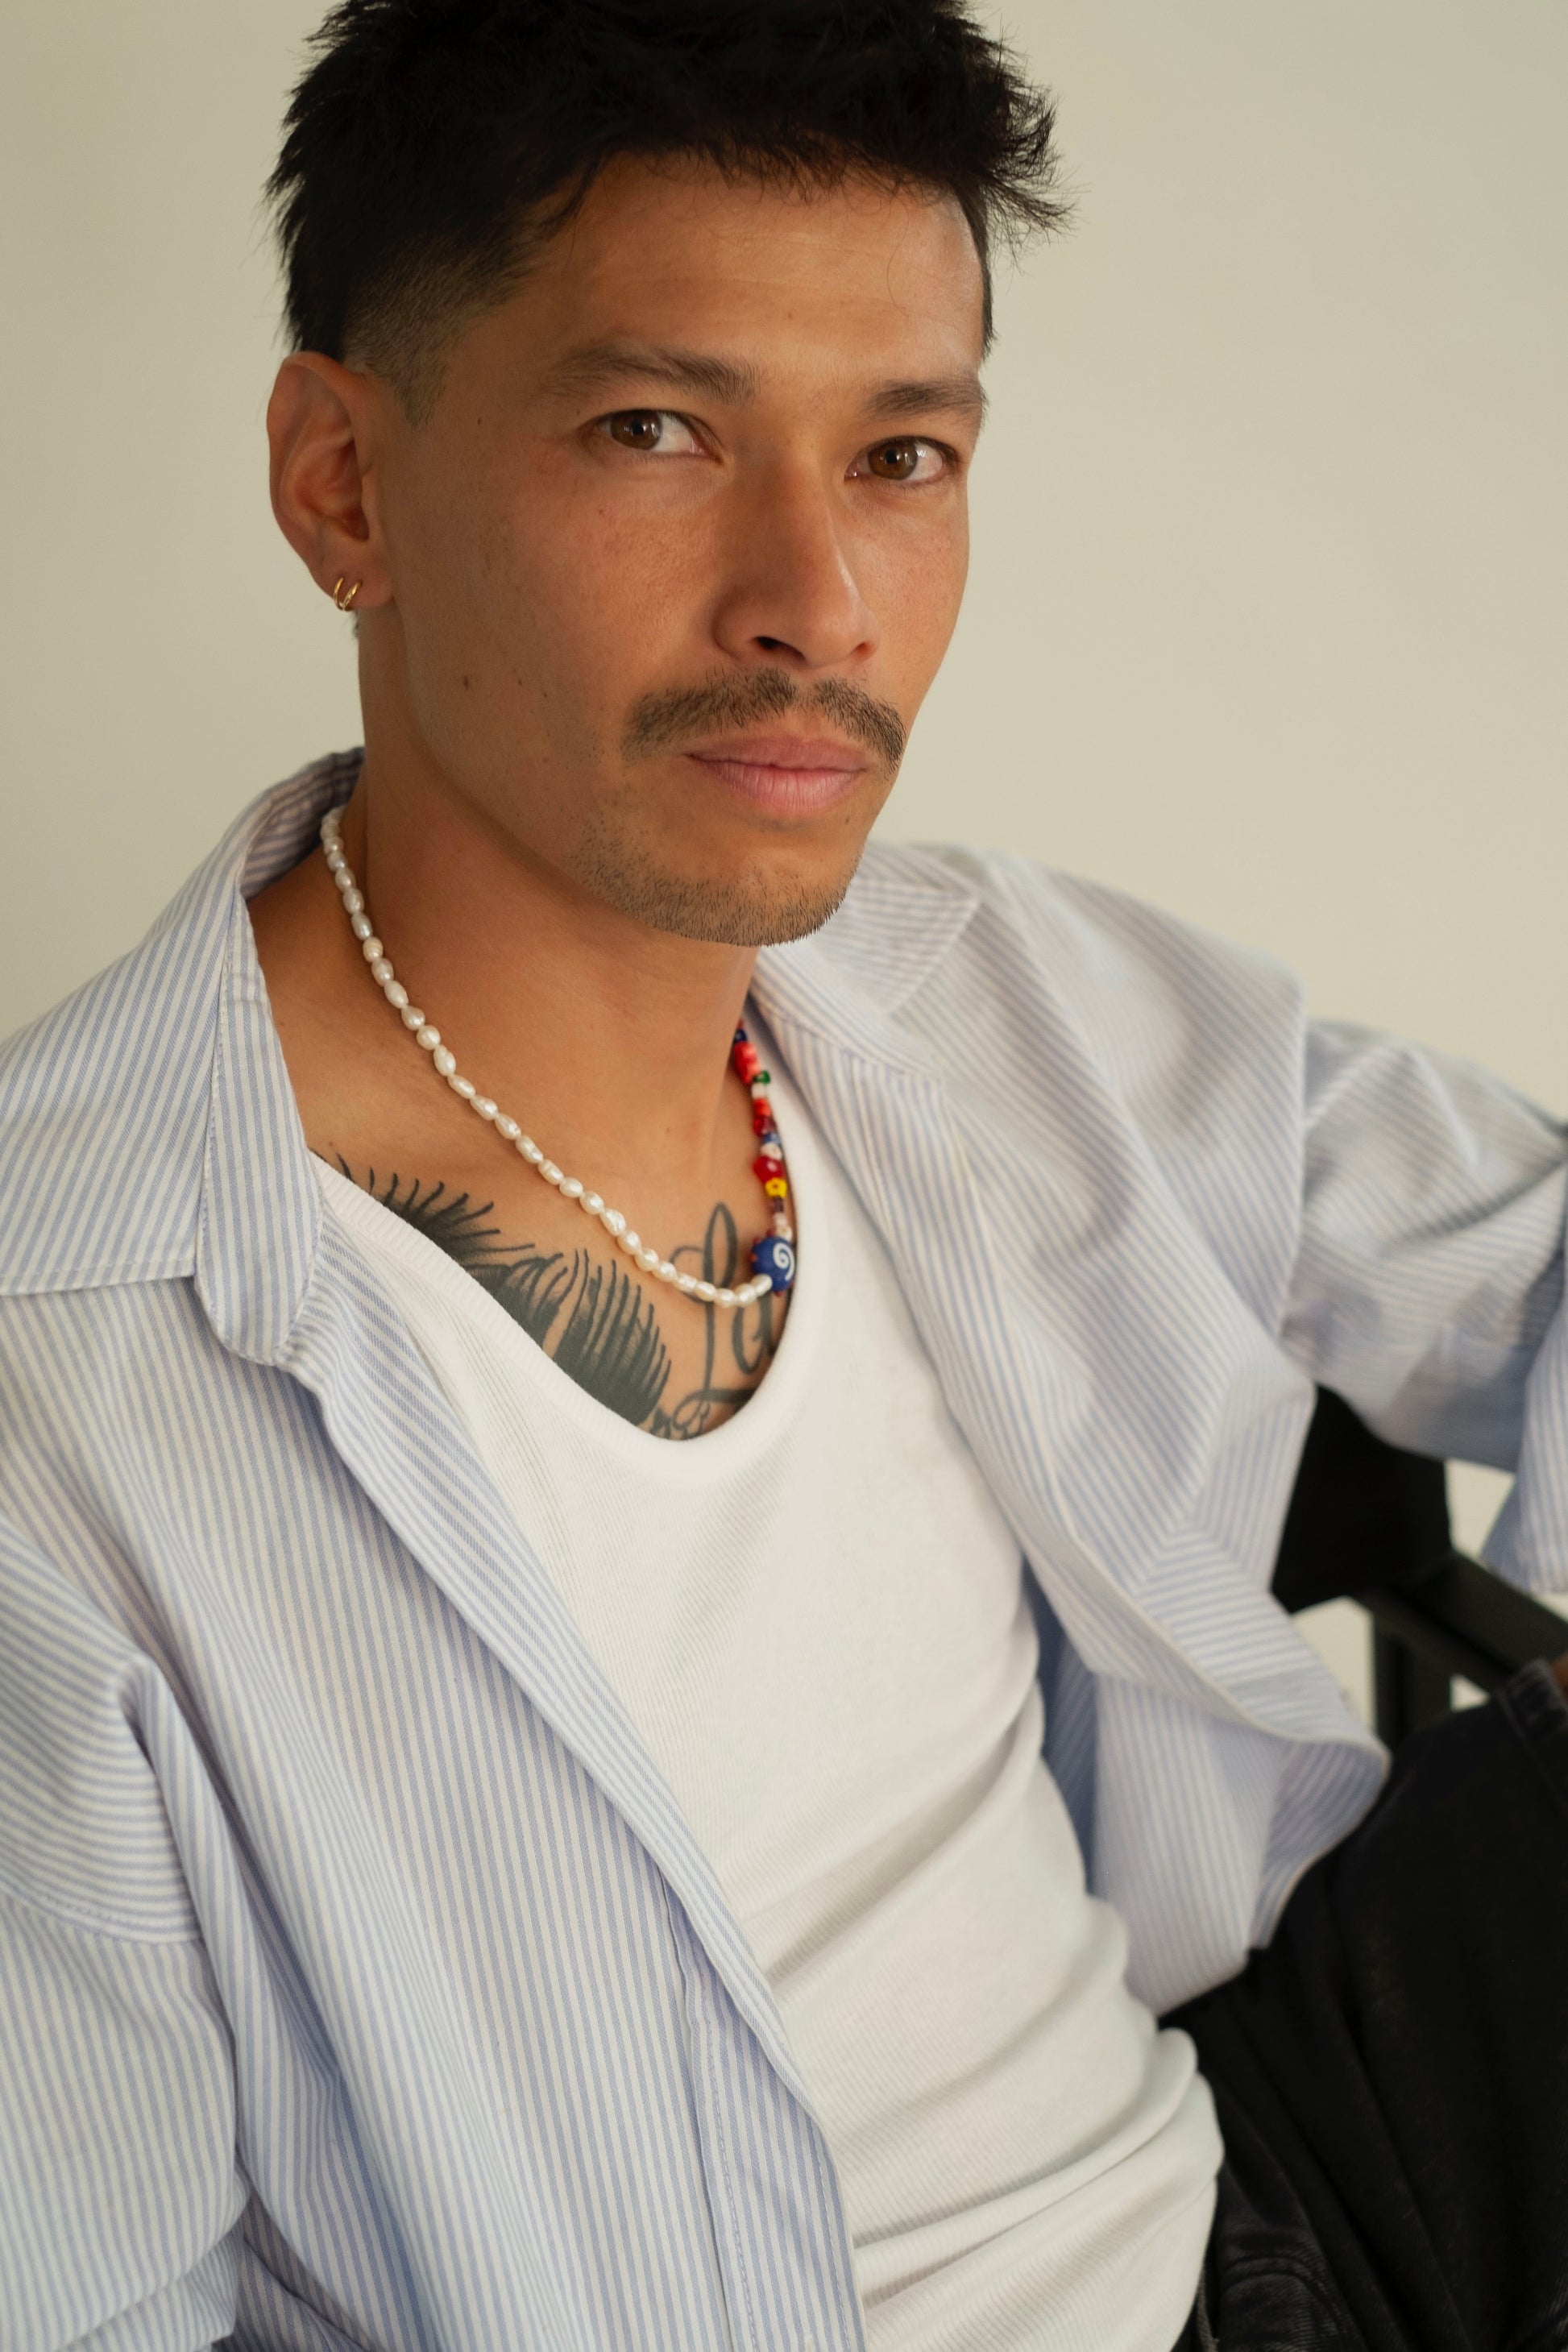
[538,341,761,406]
[537,339,987,429]
[864,375,988,429]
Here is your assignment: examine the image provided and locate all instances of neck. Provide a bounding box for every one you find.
[337,757,760,1192]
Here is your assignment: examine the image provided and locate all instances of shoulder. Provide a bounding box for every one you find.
[0,934,218,1299]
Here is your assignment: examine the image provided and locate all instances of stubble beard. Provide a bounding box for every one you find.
[566,666,906,947]
[566,797,866,946]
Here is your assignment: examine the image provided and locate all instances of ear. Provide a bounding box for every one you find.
[268,351,389,614]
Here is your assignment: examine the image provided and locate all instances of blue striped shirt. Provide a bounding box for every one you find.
[2,753,1564,2350]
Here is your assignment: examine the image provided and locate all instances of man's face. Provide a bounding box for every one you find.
[361,157,985,944]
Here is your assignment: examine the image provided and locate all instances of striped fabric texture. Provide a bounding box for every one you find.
[1,753,1564,2351]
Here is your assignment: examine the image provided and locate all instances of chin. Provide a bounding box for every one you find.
[573,835,861,947]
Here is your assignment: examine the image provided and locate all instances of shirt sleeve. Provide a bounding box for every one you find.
[0,1526,245,2350]
[1282,1019,1568,1491]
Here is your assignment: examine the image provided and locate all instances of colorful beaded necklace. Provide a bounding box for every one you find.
[321,806,797,1311]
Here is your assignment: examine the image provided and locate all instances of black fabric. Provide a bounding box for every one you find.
[1164,1661,1568,2352]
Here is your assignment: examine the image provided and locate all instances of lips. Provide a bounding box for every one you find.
[688,732,866,773]
[681,732,871,817]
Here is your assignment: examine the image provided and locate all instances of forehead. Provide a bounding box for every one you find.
[475,154,986,393]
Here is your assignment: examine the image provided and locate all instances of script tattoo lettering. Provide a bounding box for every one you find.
[340,1165,780,1438]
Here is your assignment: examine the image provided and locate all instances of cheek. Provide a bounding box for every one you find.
[469,469,726,732]
[388,446,697,767]
[857,501,970,682]
[512,473,720,644]
[381,454,514,691]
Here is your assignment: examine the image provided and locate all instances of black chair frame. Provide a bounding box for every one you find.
[1275,1388,1567,1746]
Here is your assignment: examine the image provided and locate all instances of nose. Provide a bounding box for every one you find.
[709,460,879,674]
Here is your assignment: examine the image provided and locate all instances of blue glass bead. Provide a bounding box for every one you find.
[750,1234,796,1294]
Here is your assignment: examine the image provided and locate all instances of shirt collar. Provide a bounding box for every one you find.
[753,849,980,1072]
[0,752,355,1308]
[193,753,362,1362]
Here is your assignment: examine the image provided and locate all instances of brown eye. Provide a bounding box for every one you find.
[598,409,703,458]
[868,439,920,479]
[861,437,947,484]
[608,411,666,450]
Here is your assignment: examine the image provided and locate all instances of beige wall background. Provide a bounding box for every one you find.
[3,2,1565,1702]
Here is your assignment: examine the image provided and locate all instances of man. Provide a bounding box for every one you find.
[2,3,1565,2347]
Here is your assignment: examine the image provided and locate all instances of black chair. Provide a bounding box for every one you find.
[1274,1388,1568,1745]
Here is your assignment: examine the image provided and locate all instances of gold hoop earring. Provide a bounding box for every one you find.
[332,576,363,612]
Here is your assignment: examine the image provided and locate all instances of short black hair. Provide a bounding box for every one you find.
[267,0,1065,418]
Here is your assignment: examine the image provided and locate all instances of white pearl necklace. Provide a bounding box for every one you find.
[320,807,777,1312]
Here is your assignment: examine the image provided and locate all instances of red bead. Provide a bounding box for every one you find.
[752,1103,774,1134]
[732,1042,761,1082]
[751,1154,782,1183]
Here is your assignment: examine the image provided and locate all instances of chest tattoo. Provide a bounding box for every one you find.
[339,1164,781,1438]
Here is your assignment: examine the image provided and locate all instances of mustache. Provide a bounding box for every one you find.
[623,667,906,772]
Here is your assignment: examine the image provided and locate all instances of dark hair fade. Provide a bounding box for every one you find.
[267,0,1067,417]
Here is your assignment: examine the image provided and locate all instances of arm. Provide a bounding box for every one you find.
[0,1527,243,2350]
[1,1898,242,2350]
